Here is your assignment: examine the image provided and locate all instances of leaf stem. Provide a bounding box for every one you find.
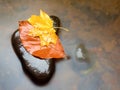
[53,27,69,31]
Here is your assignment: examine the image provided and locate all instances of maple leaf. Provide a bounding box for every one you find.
[28,10,57,46]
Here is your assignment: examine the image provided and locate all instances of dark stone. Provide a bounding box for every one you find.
[11,30,55,84]
[11,16,60,84]
[50,15,60,34]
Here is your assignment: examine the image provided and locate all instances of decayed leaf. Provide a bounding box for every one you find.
[19,21,66,59]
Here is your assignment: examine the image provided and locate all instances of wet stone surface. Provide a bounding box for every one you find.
[11,30,55,84]
[11,16,60,84]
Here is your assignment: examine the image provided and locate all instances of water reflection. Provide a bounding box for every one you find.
[71,44,95,74]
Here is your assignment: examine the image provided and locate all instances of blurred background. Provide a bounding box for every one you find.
[0,0,120,90]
